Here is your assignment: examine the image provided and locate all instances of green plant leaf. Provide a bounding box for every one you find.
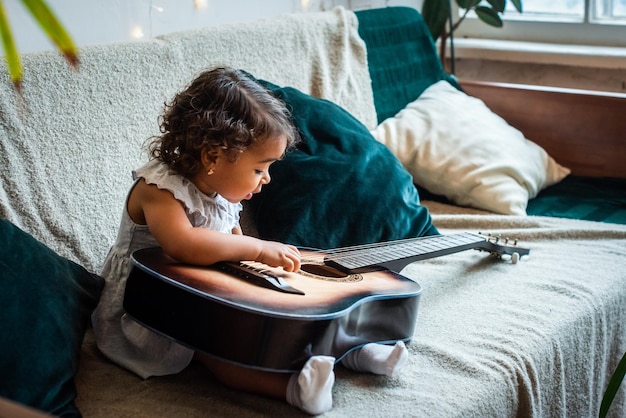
[475,6,503,27]
[20,0,78,69]
[0,1,22,91]
[511,0,523,13]
[486,0,506,13]
[457,0,481,9]
[600,352,626,418]
[422,0,450,41]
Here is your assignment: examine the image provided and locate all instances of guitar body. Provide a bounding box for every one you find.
[123,247,421,372]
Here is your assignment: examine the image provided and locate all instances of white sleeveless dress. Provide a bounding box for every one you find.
[92,159,242,378]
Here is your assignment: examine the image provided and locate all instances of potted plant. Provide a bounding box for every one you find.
[0,0,77,92]
[421,0,523,73]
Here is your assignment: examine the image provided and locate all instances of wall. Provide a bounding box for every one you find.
[4,0,419,54]
[453,58,626,93]
[447,39,626,93]
[4,0,623,93]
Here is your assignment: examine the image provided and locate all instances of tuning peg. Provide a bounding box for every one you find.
[511,252,520,264]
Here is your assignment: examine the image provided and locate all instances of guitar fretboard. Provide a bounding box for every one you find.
[325,232,485,271]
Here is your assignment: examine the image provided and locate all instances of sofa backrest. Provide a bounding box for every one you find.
[355,7,458,123]
[0,7,376,272]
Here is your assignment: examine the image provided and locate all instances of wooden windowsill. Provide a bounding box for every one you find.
[446,38,626,69]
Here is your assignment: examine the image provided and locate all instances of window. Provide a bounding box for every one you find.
[454,0,626,47]
[594,0,626,21]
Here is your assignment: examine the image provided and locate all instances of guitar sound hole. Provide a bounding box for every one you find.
[299,263,362,282]
[301,263,346,278]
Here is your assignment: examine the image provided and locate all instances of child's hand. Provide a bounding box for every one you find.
[257,241,301,272]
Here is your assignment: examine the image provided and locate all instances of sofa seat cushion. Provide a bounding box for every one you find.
[527,176,626,224]
[249,79,438,250]
[0,219,103,417]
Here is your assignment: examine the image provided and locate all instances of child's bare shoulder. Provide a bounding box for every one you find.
[127,178,179,225]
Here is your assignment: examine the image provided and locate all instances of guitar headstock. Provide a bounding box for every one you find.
[476,232,530,264]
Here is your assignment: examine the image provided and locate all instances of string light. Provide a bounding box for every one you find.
[130,25,144,40]
[301,0,311,11]
[131,0,208,41]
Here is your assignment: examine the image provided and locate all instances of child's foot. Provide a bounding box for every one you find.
[341,341,408,378]
[286,355,335,415]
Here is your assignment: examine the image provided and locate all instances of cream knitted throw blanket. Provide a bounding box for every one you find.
[0,7,376,273]
[75,210,626,417]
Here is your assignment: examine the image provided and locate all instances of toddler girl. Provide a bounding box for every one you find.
[92,66,407,415]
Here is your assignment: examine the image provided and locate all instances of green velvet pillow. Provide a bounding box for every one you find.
[0,219,103,417]
[249,80,438,250]
[355,7,461,123]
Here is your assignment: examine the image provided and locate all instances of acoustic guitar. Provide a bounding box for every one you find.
[123,232,529,372]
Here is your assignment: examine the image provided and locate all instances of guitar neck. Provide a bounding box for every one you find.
[324,232,492,273]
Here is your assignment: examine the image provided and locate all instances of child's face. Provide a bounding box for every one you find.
[206,136,287,203]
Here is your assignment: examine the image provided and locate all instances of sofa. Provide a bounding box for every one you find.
[1,6,625,418]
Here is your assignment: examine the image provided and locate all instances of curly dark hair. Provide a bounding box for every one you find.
[147,66,298,178]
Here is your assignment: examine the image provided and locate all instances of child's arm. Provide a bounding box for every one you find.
[128,180,301,271]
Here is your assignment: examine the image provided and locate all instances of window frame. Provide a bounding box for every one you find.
[453,1,626,48]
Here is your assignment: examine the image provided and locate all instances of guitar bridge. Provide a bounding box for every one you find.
[215,261,305,295]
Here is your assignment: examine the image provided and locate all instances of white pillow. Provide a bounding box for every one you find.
[370,80,570,215]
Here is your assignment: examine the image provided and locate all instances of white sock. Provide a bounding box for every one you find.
[341,341,408,378]
[286,355,335,415]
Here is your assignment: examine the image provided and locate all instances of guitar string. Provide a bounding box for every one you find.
[309,233,482,264]
[308,233,525,269]
[317,234,465,256]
